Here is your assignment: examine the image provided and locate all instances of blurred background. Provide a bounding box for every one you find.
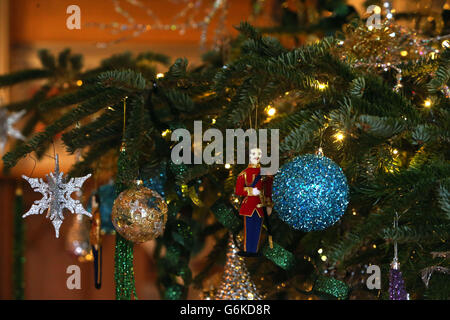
[0,0,447,299]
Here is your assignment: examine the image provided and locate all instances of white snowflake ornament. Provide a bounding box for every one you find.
[0,108,26,153]
[22,154,92,238]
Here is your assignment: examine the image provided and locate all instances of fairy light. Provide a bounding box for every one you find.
[317,248,323,254]
[156,73,165,79]
[392,149,399,155]
[424,99,432,108]
[211,118,216,124]
[266,106,276,117]
[161,129,171,137]
[321,255,327,262]
[318,83,327,90]
[442,40,450,48]
[334,132,345,141]
[400,50,408,57]
[224,163,231,169]
[314,81,328,90]
[76,80,83,86]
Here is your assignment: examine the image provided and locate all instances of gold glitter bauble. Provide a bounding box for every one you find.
[111,186,168,243]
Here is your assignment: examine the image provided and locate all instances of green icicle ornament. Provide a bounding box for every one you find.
[114,233,137,299]
[113,141,138,300]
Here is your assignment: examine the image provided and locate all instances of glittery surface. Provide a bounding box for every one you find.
[313,276,349,300]
[261,241,295,270]
[22,154,91,238]
[111,186,168,243]
[273,154,349,231]
[389,267,408,300]
[114,234,137,300]
[0,109,25,153]
[143,166,167,199]
[164,284,184,300]
[96,183,116,233]
[214,234,262,300]
[211,201,242,234]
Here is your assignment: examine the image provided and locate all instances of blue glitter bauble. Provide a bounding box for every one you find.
[273,154,349,231]
[88,183,116,234]
[143,167,167,199]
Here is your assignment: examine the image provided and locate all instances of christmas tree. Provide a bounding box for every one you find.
[1,1,449,300]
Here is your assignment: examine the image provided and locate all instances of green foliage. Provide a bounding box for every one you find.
[2,20,449,300]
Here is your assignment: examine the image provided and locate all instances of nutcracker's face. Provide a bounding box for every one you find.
[249,148,262,165]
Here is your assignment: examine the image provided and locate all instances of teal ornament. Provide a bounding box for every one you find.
[143,166,167,199]
[88,183,115,234]
[273,154,349,231]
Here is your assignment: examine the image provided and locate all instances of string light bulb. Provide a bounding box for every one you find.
[334,132,345,141]
[423,99,432,108]
[161,129,171,137]
[224,163,231,169]
[76,80,83,86]
[156,73,165,79]
[266,106,276,117]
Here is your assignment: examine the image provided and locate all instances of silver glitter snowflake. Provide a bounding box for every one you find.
[22,154,92,238]
[0,108,26,153]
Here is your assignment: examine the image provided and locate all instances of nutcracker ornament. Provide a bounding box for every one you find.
[235,148,273,257]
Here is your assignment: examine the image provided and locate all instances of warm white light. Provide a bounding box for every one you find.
[335,132,345,141]
[156,73,165,79]
[161,129,171,137]
[266,106,276,117]
[316,82,328,90]
[224,163,231,169]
